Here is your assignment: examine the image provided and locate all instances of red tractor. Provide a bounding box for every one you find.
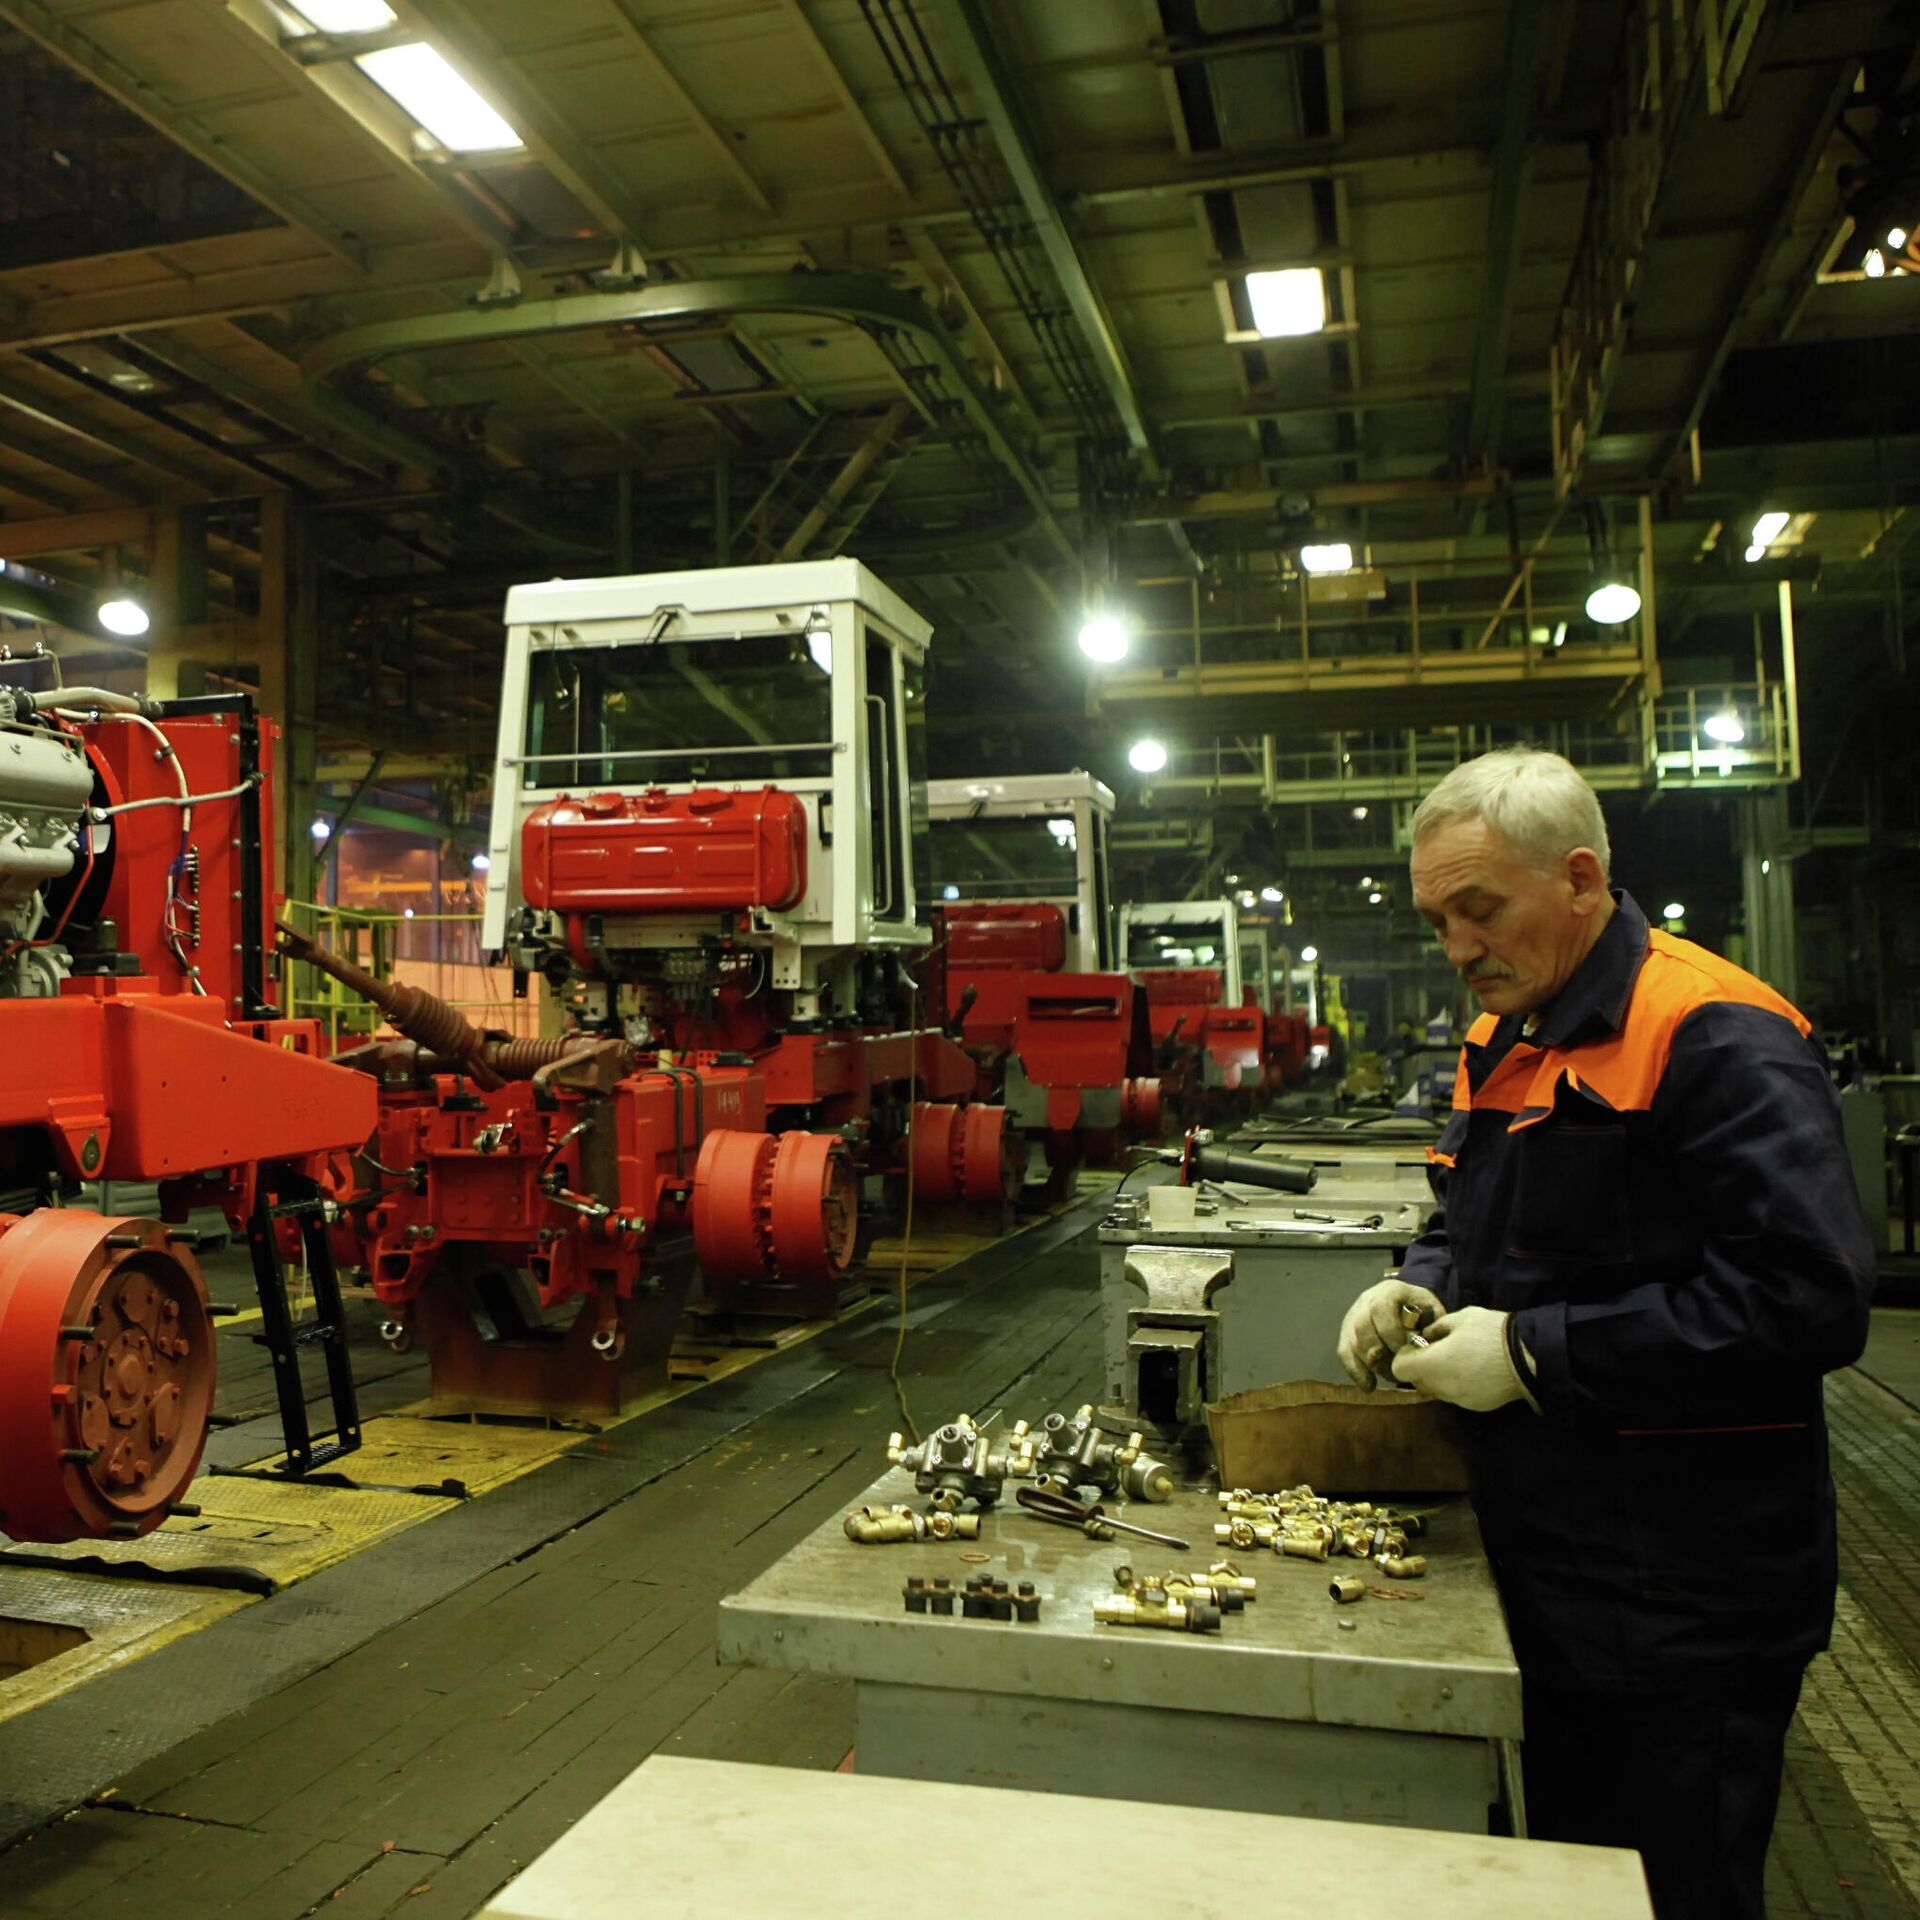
[924,773,1154,1190]
[0,665,375,1543]
[1120,898,1268,1126]
[304,561,1017,1420]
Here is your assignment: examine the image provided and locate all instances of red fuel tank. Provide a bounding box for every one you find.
[521,787,808,914]
[943,904,1068,973]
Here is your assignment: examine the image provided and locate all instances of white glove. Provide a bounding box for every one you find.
[1391,1306,1539,1413]
[1336,1278,1445,1390]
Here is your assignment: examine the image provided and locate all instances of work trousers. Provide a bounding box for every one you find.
[1520,1667,1805,1920]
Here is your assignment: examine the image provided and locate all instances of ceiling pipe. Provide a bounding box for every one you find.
[301,272,1072,562]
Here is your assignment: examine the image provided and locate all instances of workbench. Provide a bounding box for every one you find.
[480,1757,1649,1920]
[717,1470,1525,1834]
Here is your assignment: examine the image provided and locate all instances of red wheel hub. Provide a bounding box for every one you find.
[0,1211,214,1544]
[909,1102,964,1202]
[908,1102,1017,1209]
[960,1104,1020,1207]
[769,1133,859,1285]
[691,1129,779,1298]
[1122,1077,1163,1139]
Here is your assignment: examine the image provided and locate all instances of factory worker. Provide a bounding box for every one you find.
[1335,746,1873,1920]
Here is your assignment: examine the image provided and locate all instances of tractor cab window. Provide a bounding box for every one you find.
[522,636,834,790]
[923,814,1081,907]
[1126,918,1227,969]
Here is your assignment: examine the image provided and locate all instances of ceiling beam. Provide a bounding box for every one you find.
[0,0,365,268]
[0,236,494,353]
[602,2,774,215]
[935,0,1152,459]
[906,229,1042,423]
[1462,0,1551,463]
[0,509,153,560]
[780,0,908,194]
[0,371,217,496]
[124,336,388,484]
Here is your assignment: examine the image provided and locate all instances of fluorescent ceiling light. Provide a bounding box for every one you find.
[942,884,960,901]
[357,43,522,152]
[1662,901,1685,921]
[1744,542,1766,563]
[291,0,397,28]
[291,0,397,27]
[1750,511,1790,546]
[1351,805,1368,820]
[1046,817,1076,844]
[1245,267,1327,338]
[1077,614,1129,663]
[1865,248,1887,279]
[1299,542,1354,575]
[1585,578,1641,625]
[1891,227,1910,250]
[1368,891,1384,905]
[310,817,333,842]
[1238,891,1257,908]
[1702,711,1746,745]
[1260,885,1283,903]
[96,597,149,636]
[1128,739,1168,774]
[1300,945,1318,963]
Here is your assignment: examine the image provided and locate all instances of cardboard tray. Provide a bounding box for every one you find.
[1206,1380,1470,1494]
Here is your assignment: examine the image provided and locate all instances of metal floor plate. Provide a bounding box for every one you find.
[0,1570,252,1725]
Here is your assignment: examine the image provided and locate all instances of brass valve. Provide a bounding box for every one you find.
[1094,1593,1222,1633]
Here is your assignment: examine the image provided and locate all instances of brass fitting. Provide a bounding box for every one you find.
[1329,1574,1367,1604]
[1279,1527,1333,1563]
[1094,1594,1222,1633]
[842,1504,983,1544]
[1378,1554,1427,1579]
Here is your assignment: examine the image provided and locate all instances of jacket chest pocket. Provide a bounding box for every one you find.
[1507,1115,1634,1264]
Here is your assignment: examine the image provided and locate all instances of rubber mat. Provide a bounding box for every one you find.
[292,1413,584,1497]
[1,1475,462,1594]
[0,1570,251,1725]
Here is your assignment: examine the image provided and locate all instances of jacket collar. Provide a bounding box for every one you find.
[1471,890,1650,1055]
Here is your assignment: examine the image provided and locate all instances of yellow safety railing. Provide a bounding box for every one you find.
[278,900,540,1051]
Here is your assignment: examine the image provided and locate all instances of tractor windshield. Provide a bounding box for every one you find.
[923,813,1080,905]
[1125,916,1231,969]
[521,636,835,789]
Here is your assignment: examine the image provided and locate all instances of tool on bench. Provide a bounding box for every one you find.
[1016,1483,1191,1551]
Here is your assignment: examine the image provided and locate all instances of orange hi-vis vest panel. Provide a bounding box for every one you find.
[1434,930,1812,1165]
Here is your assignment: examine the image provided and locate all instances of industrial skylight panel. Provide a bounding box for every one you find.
[1245,267,1327,338]
[287,0,398,29]
[356,42,523,151]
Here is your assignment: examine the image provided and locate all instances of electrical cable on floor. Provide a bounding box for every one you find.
[887,974,930,1446]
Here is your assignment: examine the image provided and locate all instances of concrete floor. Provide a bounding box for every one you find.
[1,1218,1917,1916]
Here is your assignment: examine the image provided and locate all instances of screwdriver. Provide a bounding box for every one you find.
[1016,1484,1191,1551]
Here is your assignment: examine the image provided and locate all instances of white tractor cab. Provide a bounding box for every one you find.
[1122,896,1268,1103]
[923,772,1115,972]
[1238,922,1275,1015]
[1120,898,1244,1006]
[482,560,931,1030]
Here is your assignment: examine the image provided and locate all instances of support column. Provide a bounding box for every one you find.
[1735,791,1798,1004]
[145,507,209,700]
[281,499,321,915]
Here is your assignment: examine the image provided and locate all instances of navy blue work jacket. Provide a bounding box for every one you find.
[1403,891,1875,1689]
